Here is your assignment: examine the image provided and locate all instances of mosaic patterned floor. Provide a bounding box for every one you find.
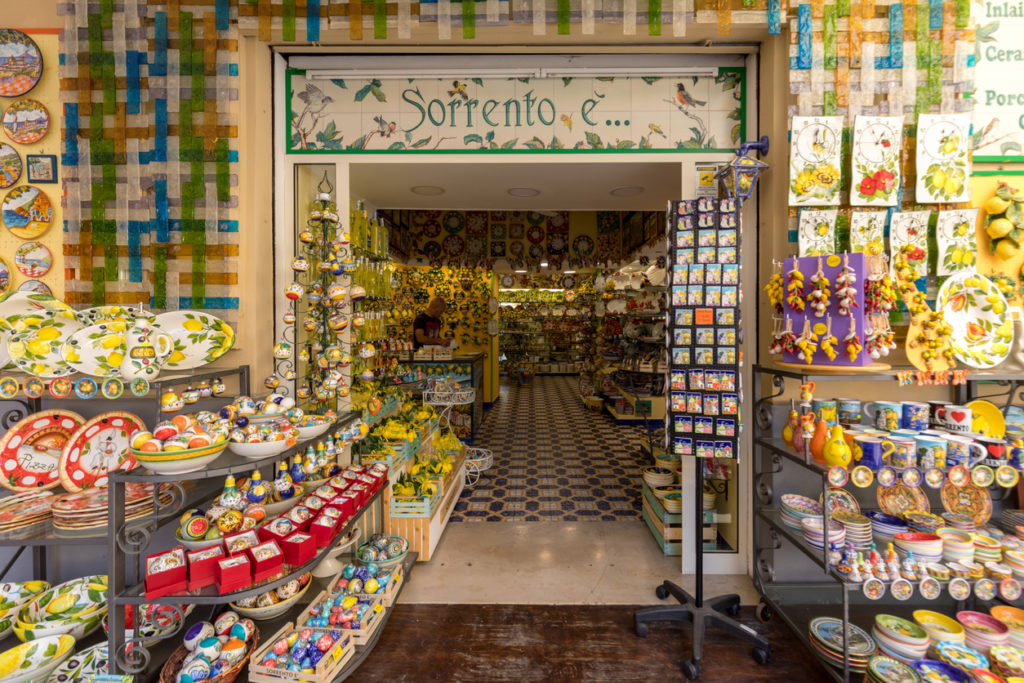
[450,376,650,522]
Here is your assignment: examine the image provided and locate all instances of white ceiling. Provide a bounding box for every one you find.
[350,161,683,211]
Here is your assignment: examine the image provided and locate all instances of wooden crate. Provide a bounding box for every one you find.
[641,482,682,555]
[385,459,465,561]
[249,622,354,682]
[296,588,386,646]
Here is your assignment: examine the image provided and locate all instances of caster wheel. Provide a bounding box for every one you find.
[682,659,701,680]
[655,585,669,600]
[755,600,773,623]
[635,621,649,638]
[726,603,741,617]
[752,647,771,665]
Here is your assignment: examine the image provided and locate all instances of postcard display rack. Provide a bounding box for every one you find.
[634,199,770,681]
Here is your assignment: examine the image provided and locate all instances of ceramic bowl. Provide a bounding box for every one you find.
[911,659,970,683]
[262,488,305,517]
[172,530,225,552]
[0,633,75,682]
[227,440,291,459]
[914,609,966,641]
[12,608,105,642]
[131,442,228,475]
[17,576,107,626]
[102,602,195,646]
[296,423,331,442]
[229,577,312,621]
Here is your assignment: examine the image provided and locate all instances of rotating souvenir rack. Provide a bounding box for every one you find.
[104,410,417,680]
[751,363,1024,683]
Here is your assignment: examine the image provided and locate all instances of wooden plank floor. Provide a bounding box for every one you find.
[357,604,830,682]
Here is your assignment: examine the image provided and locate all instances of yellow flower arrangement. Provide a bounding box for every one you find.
[813,164,839,189]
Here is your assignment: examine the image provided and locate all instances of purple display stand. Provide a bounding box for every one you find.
[782,252,870,367]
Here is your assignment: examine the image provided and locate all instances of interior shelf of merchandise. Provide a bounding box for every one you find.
[752,363,1024,683]
[498,286,596,376]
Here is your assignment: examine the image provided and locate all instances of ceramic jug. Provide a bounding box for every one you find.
[120,323,173,381]
[823,425,853,469]
[810,418,829,463]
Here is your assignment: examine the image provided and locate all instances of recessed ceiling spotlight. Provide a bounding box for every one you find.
[410,185,445,196]
[507,187,540,197]
[540,261,549,267]
[515,269,527,273]
[609,186,645,197]
[564,270,577,274]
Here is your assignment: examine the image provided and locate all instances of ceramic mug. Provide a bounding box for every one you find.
[971,433,1008,462]
[812,399,838,428]
[866,402,902,431]
[928,401,952,428]
[887,436,917,469]
[855,436,895,472]
[901,402,930,432]
[120,324,174,381]
[914,434,948,470]
[942,405,974,433]
[945,433,988,469]
[836,398,862,425]
[1010,440,1024,469]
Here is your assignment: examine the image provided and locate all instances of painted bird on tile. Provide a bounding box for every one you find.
[294,83,334,129]
[648,123,666,138]
[675,82,706,108]
[448,80,469,101]
[560,113,573,131]
[373,115,397,138]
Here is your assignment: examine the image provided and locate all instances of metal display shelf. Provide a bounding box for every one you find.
[753,364,1024,682]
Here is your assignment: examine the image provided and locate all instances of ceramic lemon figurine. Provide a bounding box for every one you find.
[781,400,799,448]
[823,425,853,469]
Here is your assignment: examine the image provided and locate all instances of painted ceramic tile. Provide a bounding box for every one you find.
[851,116,903,207]
[849,210,888,257]
[889,211,931,279]
[788,116,844,206]
[798,209,838,257]
[916,113,971,204]
[936,209,980,275]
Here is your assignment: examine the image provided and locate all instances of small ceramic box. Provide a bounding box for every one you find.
[145,547,188,600]
[187,545,225,591]
[223,529,261,556]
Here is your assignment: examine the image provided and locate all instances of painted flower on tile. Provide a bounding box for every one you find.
[854,163,899,203]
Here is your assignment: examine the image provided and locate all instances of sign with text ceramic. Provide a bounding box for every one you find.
[851,116,902,207]
[915,114,970,204]
[287,71,744,152]
[973,6,1024,160]
[788,116,843,206]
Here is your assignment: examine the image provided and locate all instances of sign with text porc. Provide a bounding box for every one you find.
[974,4,1024,160]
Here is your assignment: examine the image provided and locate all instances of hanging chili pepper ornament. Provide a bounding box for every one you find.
[806,257,831,318]
[786,265,806,313]
[834,255,858,317]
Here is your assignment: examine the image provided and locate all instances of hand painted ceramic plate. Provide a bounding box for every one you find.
[1001,577,1022,602]
[100,379,122,400]
[0,411,85,492]
[15,281,49,296]
[851,465,873,488]
[0,30,43,98]
[0,378,16,400]
[1,100,48,146]
[820,487,859,516]
[878,466,897,487]
[920,576,941,600]
[868,655,918,683]
[809,617,875,657]
[925,467,945,489]
[72,379,96,400]
[7,313,83,378]
[45,641,107,682]
[0,259,11,298]
[827,466,848,487]
[76,306,151,326]
[152,311,235,369]
[21,379,43,400]
[941,480,993,526]
[12,242,50,279]
[2,186,52,239]
[0,634,74,683]
[877,482,929,517]
[47,378,70,400]
[902,466,923,488]
[0,145,20,191]
[948,465,970,488]
[937,272,1013,369]
[863,577,885,600]
[967,399,1006,439]
[971,465,995,488]
[58,412,142,492]
[60,323,129,378]
[891,578,913,601]
[997,465,1019,488]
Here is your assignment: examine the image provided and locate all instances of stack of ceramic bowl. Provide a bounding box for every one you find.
[943,513,977,533]
[867,511,908,546]
[872,614,930,663]
[50,483,171,534]
[1006,550,1024,581]
[801,518,845,550]
[833,511,872,552]
[894,532,944,564]
[13,575,108,643]
[642,467,675,490]
[702,489,716,511]
[958,611,1010,657]
[808,617,874,676]
[991,606,1024,650]
[0,581,50,641]
[990,644,1024,678]
[1001,509,1024,536]
[935,640,989,674]
[864,655,920,683]
[938,527,975,564]
[780,494,823,532]
[906,512,945,535]
[662,492,682,514]
[915,610,967,656]
[974,533,1004,564]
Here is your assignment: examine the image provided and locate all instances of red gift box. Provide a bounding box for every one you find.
[283,506,314,533]
[223,529,260,556]
[246,540,284,582]
[282,531,316,566]
[329,477,350,493]
[301,495,327,514]
[310,512,340,547]
[331,494,356,519]
[347,483,370,508]
[258,517,299,544]
[145,547,187,601]
[216,554,252,594]
[186,545,225,591]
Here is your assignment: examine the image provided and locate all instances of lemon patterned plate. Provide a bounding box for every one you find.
[60,323,131,378]
[6,312,83,378]
[76,306,151,326]
[152,311,235,370]
[18,576,107,627]
[45,642,107,682]
[937,272,1013,369]
[0,634,74,683]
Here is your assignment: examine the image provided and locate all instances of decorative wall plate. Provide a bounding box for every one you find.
[21,378,43,399]
[100,378,123,400]
[16,281,49,295]
[940,480,993,525]
[0,258,11,296]
[12,241,50,278]
[0,411,85,492]
[59,324,124,378]
[2,186,52,239]
[45,641,108,683]
[73,378,97,400]
[937,272,1012,369]
[152,311,234,369]
[0,144,21,190]
[1,99,49,145]
[0,378,16,399]
[7,312,83,378]
[877,482,929,516]
[129,378,149,397]
[77,305,150,325]
[58,412,143,491]
[0,30,43,98]
[48,377,71,399]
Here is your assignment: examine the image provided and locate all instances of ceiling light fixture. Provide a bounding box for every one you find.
[507,187,541,197]
[410,185,445,196]
[514,269,527,273]
[564,270,577,274]
[610,186,645,197]
[540,261,549,267]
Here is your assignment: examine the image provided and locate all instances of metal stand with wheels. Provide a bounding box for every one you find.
[634,455,771,680]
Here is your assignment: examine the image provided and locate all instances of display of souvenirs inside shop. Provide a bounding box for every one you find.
[3,0,1024,679]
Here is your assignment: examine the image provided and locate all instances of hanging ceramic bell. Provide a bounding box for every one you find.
[160,390,184,413]
[282,369,296,381]
[264,374,281,389]
[350,285,366,302]
[298,348,310,362]
[212,377,226,396]
[297,385,312,399]
[291,257,310,273]
[327,284,347,302]
[284,282,305,300]
[273,343,292,359]
[283,310,296,325]
[359,343,376,359]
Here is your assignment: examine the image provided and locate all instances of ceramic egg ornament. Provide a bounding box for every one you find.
[214,610,240,636]
[184,621,216,651]
[178,656,211,683]
[284,282,305,300]
[161,390,184,413]
[350,285,366,302]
